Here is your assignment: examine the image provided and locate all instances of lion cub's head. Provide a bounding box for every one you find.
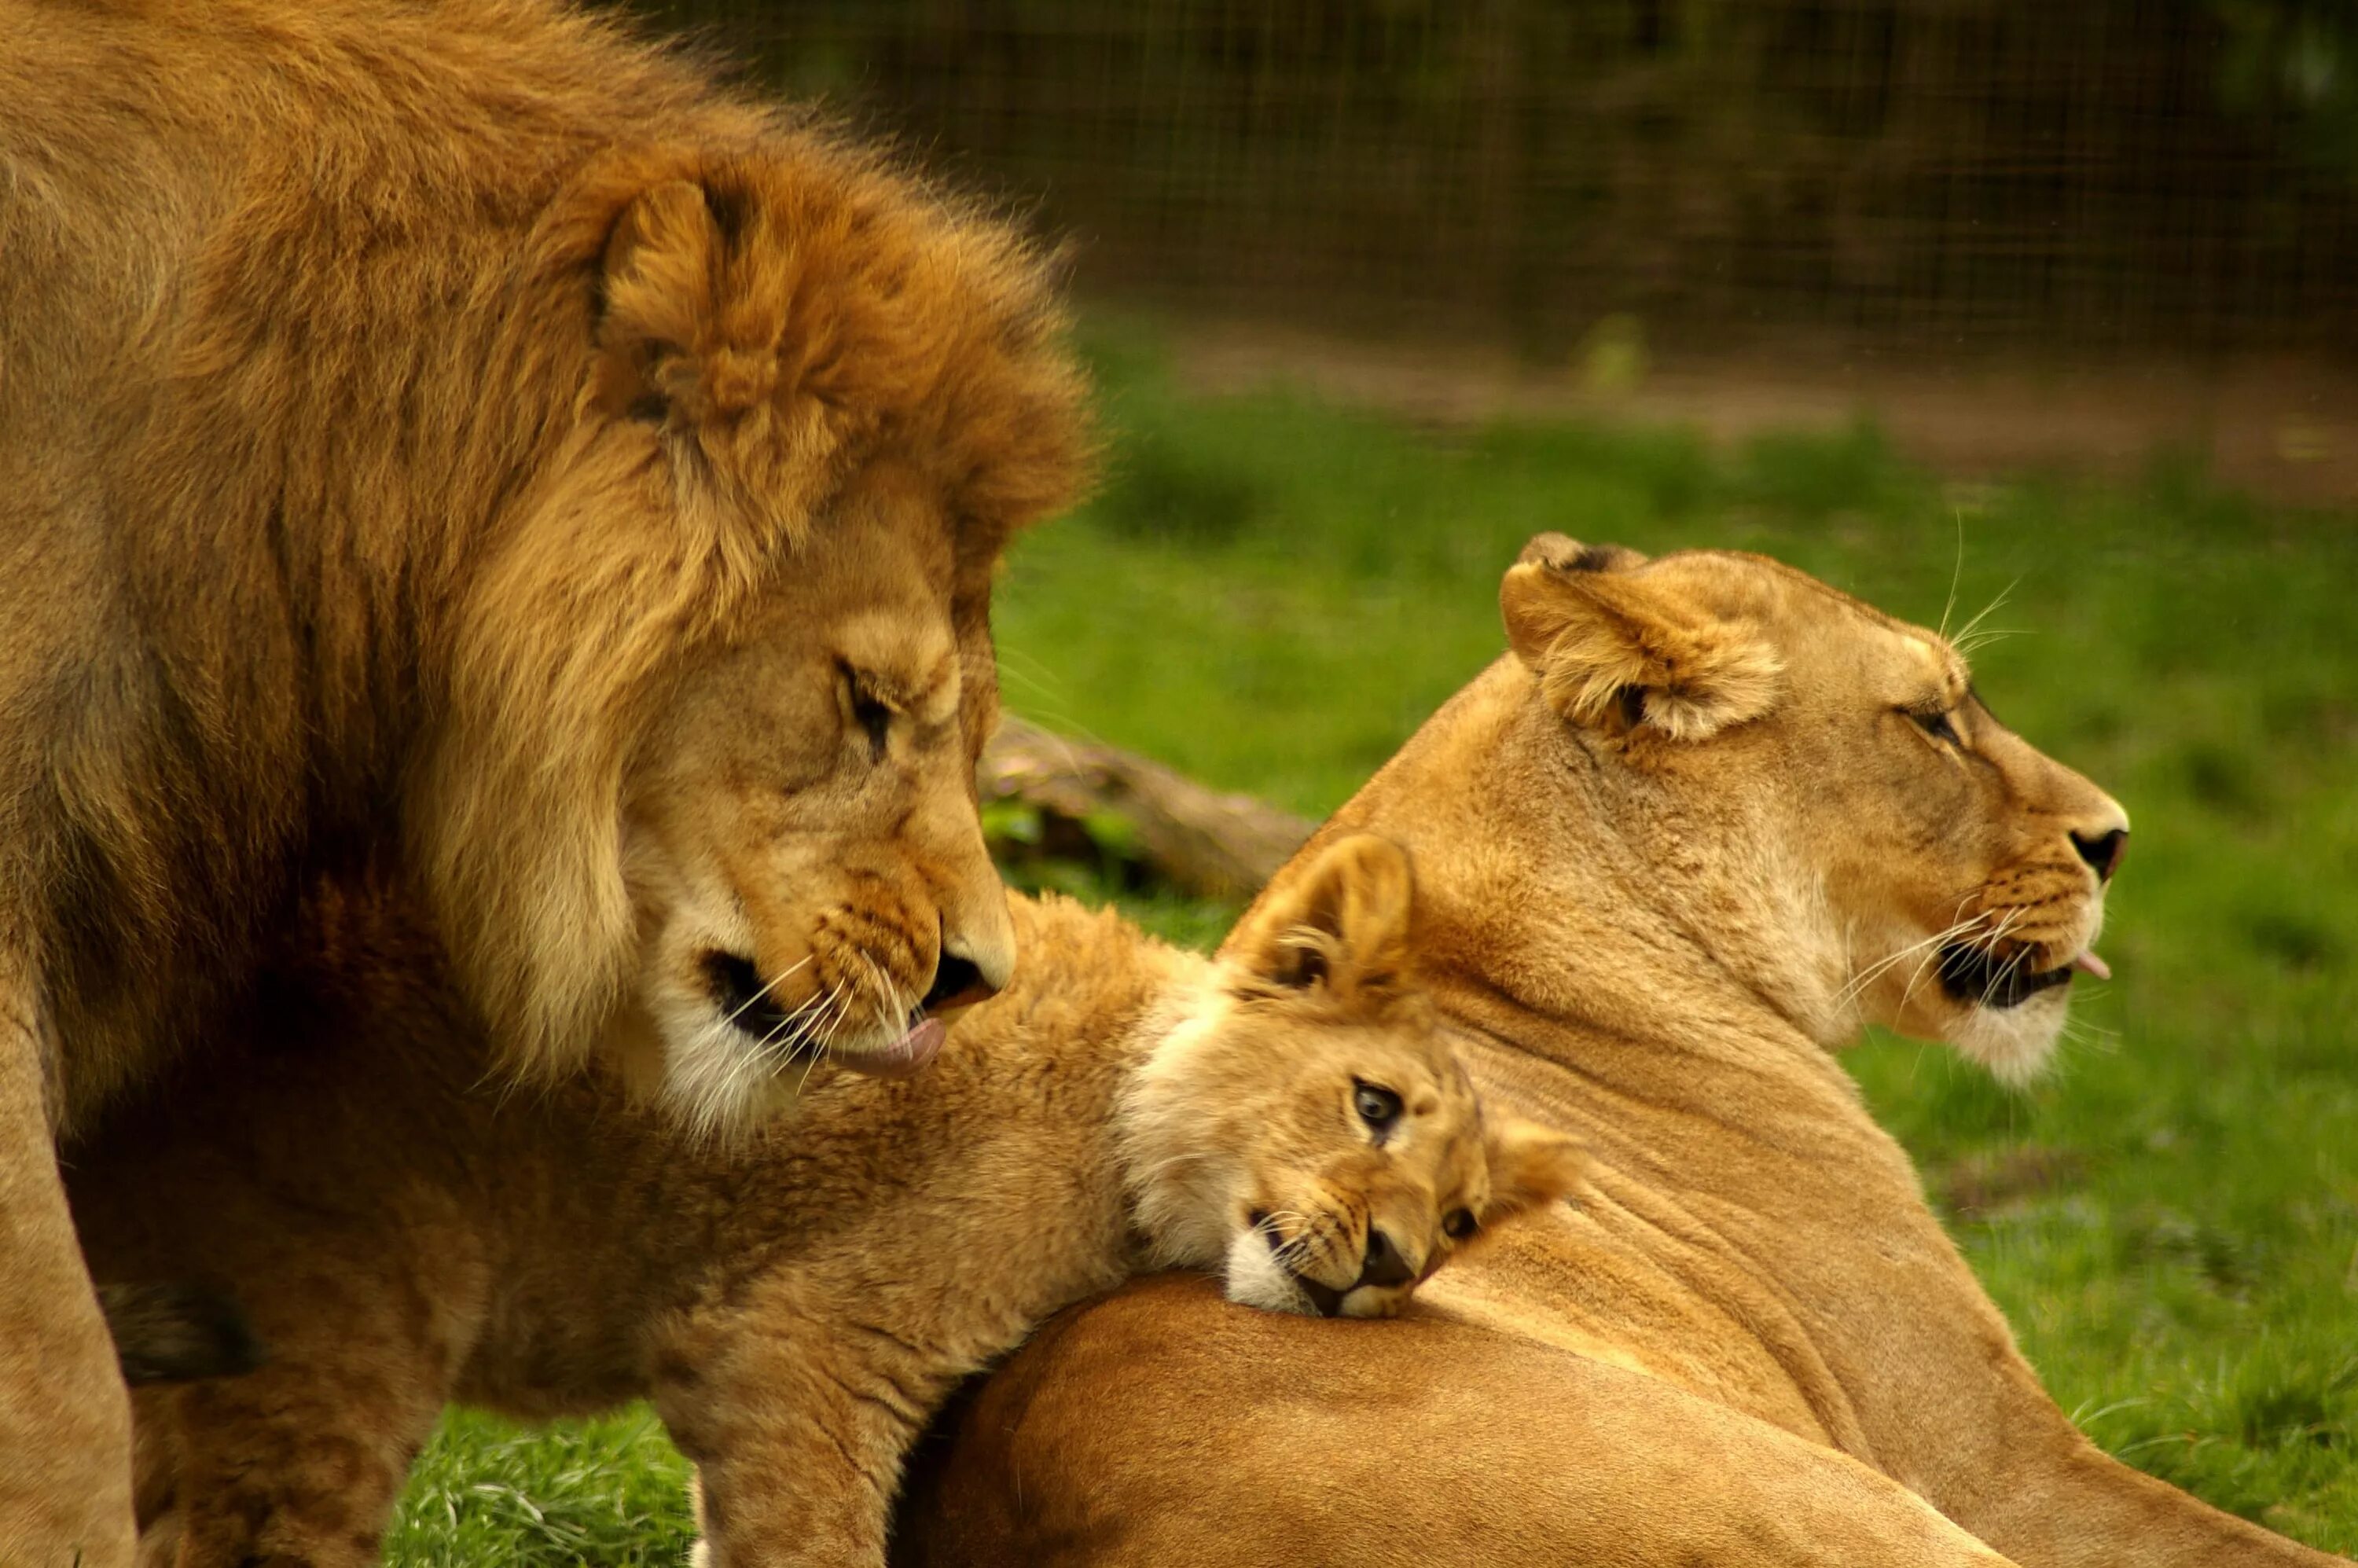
[1497,535,2129,1082]
[1121,835,1588,1319]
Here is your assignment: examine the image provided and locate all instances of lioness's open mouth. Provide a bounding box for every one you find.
[1937,944,2108,1008]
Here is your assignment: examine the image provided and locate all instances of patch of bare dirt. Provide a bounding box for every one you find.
[1166,318,2358,506]
[1932,1146,2088,1221]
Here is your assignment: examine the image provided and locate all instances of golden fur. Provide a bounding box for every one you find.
[69,835,1585,1568]
[0,1,1085,1555]
[890,542,2338,1566]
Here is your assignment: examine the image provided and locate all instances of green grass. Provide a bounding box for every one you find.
[387,321,2358,1561]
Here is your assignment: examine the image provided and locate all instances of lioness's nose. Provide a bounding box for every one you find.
[2071,827,2127,883]
[1357,1228,1416,1289]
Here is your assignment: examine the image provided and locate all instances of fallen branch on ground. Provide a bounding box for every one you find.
[979,717,1314,901]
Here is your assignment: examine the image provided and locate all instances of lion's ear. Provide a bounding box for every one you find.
[593,171,800,435]
[1481,1114,1589,1221]
[593,178,729,423]
[1500,538,1779,742]
[1221,833,1414,1008]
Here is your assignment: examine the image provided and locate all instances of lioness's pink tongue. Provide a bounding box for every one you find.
[2071,952,2112,981]
[837,1017,946,1080]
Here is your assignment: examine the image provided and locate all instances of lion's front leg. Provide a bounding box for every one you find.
[659,1307,949,1568]
[0,997,137,1568]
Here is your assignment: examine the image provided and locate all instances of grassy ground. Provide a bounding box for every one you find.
[386,321,2358,1562]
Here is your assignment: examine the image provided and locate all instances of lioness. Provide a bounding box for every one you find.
[887,540,2339,1566]
[69,835,1585,1568]
[0,0,1085,1552]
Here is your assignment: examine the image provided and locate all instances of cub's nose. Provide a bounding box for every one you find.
[1357,1228,1416,1289]
[2070,827,2128,883]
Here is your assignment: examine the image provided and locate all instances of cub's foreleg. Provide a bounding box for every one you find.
[130,1235,483,1568]
[657,1294,957,1568]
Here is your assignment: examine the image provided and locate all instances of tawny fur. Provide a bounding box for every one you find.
[888,545,2336,1567]
[69,837,1583,1568]
[0,2,1087,1555]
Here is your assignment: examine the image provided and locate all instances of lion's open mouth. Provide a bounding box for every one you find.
[704,951,952,1078]
[705,953,818,1058]
[1937,943,2076,1009]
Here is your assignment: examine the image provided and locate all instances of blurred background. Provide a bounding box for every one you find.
[391,7,2358,1562]
[637,0,2358,501]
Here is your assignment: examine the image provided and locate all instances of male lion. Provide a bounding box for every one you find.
[68,836,1586,1568]
[0,1,1086,1559]
[887,540,2341,1566]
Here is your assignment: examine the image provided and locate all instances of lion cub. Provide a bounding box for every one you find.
[71,835,1583,1568]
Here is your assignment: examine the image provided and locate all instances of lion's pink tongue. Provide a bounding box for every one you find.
[837,1017,946,1080]
[2071,952,2112,981]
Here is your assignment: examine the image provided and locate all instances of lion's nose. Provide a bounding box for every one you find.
[920,952,996,1012]
[2070,827,2127,883]
[1357,1228,1416,1289]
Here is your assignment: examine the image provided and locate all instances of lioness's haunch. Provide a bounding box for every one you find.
[1,0,1087,1551]
[889,542,2338,1566]
[69,835,1584,1568]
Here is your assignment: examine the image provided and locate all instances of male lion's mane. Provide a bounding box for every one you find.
[0,0,1089,1122]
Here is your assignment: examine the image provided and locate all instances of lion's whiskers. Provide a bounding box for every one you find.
[719,953,812,1033]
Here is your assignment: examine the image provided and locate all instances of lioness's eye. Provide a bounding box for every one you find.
[1907,707,1961,746]
[1442,1208,1478,1241]
[1352,1080,1402,1135]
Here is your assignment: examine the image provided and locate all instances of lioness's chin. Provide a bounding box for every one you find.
[1948,986,2072,1087]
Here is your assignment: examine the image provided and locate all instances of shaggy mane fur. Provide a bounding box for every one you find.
[0,0,1090,1116]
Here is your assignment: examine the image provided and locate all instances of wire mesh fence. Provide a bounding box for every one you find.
[626,0,2358,362]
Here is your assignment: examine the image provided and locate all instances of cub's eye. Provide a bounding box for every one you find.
[1352,1080,1402,1135]
[1907,707,1961,746]
[1442,1208,1479,1241]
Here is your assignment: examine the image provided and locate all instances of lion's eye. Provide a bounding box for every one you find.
[1907,707,1961,746]
[1352,1080,1402,1136]
[1442,1208,1479,1241]
[840,667,892,760]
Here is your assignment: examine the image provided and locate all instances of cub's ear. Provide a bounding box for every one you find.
[1480,1114,1589,1221]
[1499,534,1780,741]
[1221,833,1414,1008]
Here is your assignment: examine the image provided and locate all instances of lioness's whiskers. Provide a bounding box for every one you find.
[1893,913,2000,1017]
[1837,913,1990,1015]
[1937,508,1967,642]
[1949,578,2018,658]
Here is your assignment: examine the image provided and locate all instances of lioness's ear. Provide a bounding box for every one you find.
[1481,1114,1589,1220]
[1221,833,1414,1005]
[1499,535,1780,741]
